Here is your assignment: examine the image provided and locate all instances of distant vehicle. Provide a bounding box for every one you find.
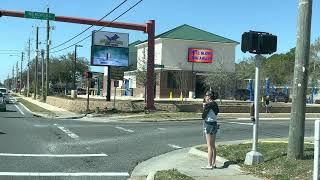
[0,93,6,112]
[234,89,250,101]
[271,92,289,103]
[77,88,87,95]
[0,88,9,103]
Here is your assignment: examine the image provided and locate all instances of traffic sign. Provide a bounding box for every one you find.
[155,64,164,68]
[24,11,55,20]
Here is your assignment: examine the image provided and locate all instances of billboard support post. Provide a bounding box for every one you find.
[107,66,111,101]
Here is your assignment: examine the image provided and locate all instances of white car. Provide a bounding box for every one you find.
[0,88,9,103]
[0,93,6,112]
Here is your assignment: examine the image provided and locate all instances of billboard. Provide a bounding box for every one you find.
[188,48,216,63]
[91,31,129,67]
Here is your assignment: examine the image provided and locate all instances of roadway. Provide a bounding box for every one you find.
[0,103,315,180]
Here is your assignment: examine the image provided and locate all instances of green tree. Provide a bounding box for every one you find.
[49,53,89,93]
[204,59,236,103]
[261,48,295,85]
[309,37,320,85]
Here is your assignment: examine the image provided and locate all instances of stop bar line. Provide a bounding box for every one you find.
[0,153,108,157]
[0,172,129,177]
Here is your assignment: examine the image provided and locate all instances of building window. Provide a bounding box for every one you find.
[167,72,177,88]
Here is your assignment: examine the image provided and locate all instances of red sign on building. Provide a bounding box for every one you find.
[188,48,214,63]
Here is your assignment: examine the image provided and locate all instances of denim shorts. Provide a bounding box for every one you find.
[203,121,218,135]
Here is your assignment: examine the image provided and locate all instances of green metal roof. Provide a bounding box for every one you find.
[129,40,142,52]
[137,24,239,45]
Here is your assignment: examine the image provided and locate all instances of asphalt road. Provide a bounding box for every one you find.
[0,103,316,180]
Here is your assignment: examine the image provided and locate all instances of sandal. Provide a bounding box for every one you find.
[201,165,213,170]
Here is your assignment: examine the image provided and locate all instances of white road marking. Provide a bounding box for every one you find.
[33,125,49,127]
[55,125,79,139]
[115,126,134,133]
[158,128,167,131]
[18,102,32,113]
[0,172,129,177]
[0,153,108,157]
[236,117,319,120]
[14,104,25,115]
[226,122,253,126]
[168,144,183,149]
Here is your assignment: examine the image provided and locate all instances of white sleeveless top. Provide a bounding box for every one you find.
[205,109,217,122]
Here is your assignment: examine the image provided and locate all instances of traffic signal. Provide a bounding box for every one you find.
[241,31,277,55]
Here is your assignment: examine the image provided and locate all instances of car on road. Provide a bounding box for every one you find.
[0,88,9,104]
[234,89,250,101]
[0,93,6,112]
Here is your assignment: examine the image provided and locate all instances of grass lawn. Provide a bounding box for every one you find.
[154,169,194,180]
[124,112,201,120]
[18,98,55,115]
[198,142,313,180]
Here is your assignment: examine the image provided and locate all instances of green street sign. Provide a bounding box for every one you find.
[24,11,55,20]
[155,64,164,68]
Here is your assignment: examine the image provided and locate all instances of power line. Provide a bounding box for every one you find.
[51,0,143,54]
[50,0,128,50]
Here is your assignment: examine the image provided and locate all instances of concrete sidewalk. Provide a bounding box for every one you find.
[131,138,314,180]
[17,95,85,119]
[131,143,261,180]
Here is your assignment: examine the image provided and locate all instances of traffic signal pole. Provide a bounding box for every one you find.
[0,9,156,110]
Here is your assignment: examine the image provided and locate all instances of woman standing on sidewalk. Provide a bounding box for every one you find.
[201,90,219,170]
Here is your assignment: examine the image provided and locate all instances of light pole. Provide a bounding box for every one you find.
[74,45,83,90]
[9,53,23,94]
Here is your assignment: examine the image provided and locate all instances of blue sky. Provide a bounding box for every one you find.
[0,0,319,83]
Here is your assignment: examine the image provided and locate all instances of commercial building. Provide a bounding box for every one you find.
[107,24,239,99]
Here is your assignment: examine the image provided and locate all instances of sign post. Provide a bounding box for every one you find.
[241,31,277,165]
[113,81,119,110]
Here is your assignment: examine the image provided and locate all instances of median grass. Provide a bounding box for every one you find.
[154,169,194,180]
[124,112,201,121]
[198,142,313,180]
[18,98,55,116]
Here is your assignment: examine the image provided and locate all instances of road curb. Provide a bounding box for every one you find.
[18,102,53,118]
[146,171,156,180]
[17,98,85,119]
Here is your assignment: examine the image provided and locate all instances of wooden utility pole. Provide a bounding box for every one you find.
[288,0,313,159]
[34,26,39,99]
[27,38,30,97]
[20,52,24,94]
[45,7,50,101]
[41,49,45,101]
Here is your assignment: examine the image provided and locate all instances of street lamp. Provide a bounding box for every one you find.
[9,52,24,94]
[74,45,83,90]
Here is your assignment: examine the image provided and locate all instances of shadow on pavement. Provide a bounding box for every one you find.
[4,110,17,112]
[217,160,240,169]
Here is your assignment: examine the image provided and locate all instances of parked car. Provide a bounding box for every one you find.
[77,88,87,95]
[0,88,9,103]
[234,89,250,101]
[0,93,6,112]
[271,92,289,103]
